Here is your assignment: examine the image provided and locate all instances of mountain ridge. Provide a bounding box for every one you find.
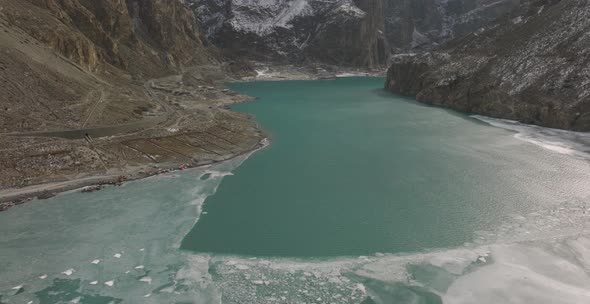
[386,0,590,131]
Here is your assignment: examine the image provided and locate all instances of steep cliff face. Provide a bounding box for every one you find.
[4,0,217,78]
[386,0,590,131]
[384,0,521,52]
[186,0,387,68]
[0,0,220,132]
[307,0,387,68]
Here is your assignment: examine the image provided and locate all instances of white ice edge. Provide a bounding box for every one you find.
[3,133,590,304]
[471,115,590,159]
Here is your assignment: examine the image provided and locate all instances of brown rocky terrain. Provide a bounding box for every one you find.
[386,0,590,131]
[0,0,264,207]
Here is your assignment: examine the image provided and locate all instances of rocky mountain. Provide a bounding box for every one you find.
[0,0,263,198]
[386,0,590,131]
[384,0,521,52]
[8,0,218,77]
[1,0,220,132]
[186,0,388,68]
[186,0,519,68]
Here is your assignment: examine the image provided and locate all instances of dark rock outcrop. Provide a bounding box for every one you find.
[386,0,590,131]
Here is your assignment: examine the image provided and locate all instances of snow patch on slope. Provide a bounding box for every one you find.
[230,0,313,35]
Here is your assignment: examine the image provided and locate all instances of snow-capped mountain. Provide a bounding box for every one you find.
[185,0,519,67]
[187,0,387,68]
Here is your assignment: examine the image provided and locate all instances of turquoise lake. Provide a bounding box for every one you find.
[2,77,590,304]
[181,77,586,257]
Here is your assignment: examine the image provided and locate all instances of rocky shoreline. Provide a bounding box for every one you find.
[0,68,266,211]
[0,0,271,211]
[0,137,269,212]
[0,64,381,212]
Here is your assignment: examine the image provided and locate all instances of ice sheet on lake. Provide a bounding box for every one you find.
[472,115,590,160]
[336,72,370,78]
[444,238,590,304]
[0,150,258,304]
[2,135,590,304]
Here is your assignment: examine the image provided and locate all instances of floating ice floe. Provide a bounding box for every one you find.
[91,259,101,264]
[89,281,98,285]
[114,253,122,258]
[38,274,47,279]
[143,294,151,298]
[159,286,174,293]
[12,285,23,290]
[62,269,75,276]
[336,72,369,78]
[356,283,367,294]
[134,265,145,269]
[71,296,81,303]
[471,115,590,159]
[104,280,114,287]
[139,276,152,284]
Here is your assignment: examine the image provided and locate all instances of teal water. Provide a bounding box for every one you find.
[181,77,586,257]
[3,77,590,304]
